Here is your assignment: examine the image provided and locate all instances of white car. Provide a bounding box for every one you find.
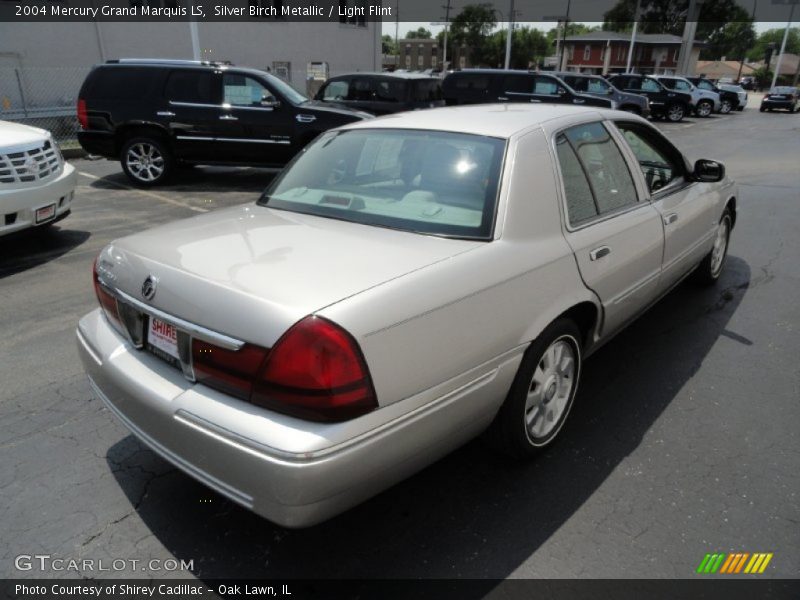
[78,104,737,527]
[719,84,748,111]
[653,75,721,117]
[0,120,77,236]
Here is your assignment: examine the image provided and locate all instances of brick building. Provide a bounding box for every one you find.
[561,31,703,76]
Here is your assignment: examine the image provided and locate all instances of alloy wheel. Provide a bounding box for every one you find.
[697,101,712,117]
[710,217,730,277]
[524,338,576,441]
[126,142,165,183]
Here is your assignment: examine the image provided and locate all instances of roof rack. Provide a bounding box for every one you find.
[106,59,234,67]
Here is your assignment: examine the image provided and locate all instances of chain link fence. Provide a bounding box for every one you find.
[1,67,91,147]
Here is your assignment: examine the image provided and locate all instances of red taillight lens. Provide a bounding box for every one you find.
[192,340,268,401]
[77,99,88,130]
[252,316,377,422]
[93,257,122,327]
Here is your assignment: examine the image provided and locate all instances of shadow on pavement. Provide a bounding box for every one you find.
[88,165,279,195]
[105,256,751,579]
[0,226,91,278]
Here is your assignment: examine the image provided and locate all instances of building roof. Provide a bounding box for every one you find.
[695,60,756,77]
[339,103,621,139]
[564,31,693,45]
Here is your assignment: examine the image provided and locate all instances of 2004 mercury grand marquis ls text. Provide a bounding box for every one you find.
[77,104,737,527]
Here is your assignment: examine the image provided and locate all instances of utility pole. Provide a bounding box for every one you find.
[676,0,703,76]
[442,0,452,72]
[504,0,515,70]
[626,0,641,73]
[771,1,797,90]
[189,21,201,61]
[737,0,757,82]
[558,0,572,70]
[394,0,399,71]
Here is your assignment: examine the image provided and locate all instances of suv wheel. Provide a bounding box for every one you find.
[121,137,173,186]
[696,100,713,117]
[719,99,732,114]
[666,103,685,122]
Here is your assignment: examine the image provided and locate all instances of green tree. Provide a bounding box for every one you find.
[701,21,756,60]
[448,4,497,67]
[546,22,600,50]
[406,27,433,40]
[746,28,800,63]
[381,34,397,55]
[751,65,773,90]
[485,26,550,69]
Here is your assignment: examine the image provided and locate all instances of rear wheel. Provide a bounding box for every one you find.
[694,209,732,286]
[486,319,582,458]
[121,137,173,186]
[696,99,713,117]
[666,103,685,122]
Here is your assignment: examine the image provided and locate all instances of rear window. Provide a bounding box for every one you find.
[259,129,506,240]
[164,70,216,104]
[412,79,443,102]
[452,75,490,91]
[374,79,406,102]
[85,67,159,100]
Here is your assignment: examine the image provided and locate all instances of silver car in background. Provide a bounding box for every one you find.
[77,104,738,527]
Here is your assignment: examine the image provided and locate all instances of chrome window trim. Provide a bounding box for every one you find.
[169,101,220,109]
[175,135,290,145]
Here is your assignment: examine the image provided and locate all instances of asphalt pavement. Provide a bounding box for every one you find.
[1,104,798,581]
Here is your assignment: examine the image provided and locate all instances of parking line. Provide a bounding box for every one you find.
[78,171,209,213]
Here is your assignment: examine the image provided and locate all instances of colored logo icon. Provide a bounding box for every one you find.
[697,552,773,574]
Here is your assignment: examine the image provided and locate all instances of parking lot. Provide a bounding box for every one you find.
[1,103,799,580]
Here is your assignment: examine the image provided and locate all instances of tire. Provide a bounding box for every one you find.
[696,99,713,118]
[120,136,173,186]
[759,106,765,112]
[694,209,732,286]
[486,319,582,459]
[666,103,685,122]
[737,106,745,111]
[719,99,732,114]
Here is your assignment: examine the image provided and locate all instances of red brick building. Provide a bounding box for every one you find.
[560,32,704,76]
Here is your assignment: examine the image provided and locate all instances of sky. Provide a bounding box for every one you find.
[381,21,793,39]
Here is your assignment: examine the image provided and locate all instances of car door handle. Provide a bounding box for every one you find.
[497,96,509,101]
[157,111,175,117]
[219,114,238,121]
[664,213,678,225]
[296,114,316,123]
[589,246,611,261]
[573,99,586,104]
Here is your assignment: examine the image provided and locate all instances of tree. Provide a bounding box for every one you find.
[746,28,800,63]
[485,26,550,69]
[381,34,396,56]
[751,65,773,90]
[448,4,497,67]
[701,21,756,60]
[545,23,601,55]
[405,27,433,40]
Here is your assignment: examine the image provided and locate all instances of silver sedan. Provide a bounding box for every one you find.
[77,104,737,527]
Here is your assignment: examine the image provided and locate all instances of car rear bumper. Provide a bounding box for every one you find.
[78,131,116,158]
[761,99,795,109]
[0,163,76,236]
[76,309,519,527]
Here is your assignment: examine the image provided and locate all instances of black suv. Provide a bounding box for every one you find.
[442,70,614,109]
[314,72,444,116]
[606,74,693,122]
[77,60,371,186]
[553,72,650,117]
[685,76,740,113]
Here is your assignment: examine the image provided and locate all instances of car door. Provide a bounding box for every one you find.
[161,68,222,161]
[611,120,719,292]
[217,72,295,165]
[553,121,664,336]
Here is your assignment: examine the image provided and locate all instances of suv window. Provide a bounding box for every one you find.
[375,79,406,102]
[453,75,489,91]
[322,80,349,101]
[641,78,661,92]
[165,70,216,104]
[411,80,442,102]
[223,73,270,107]
[587,78,610,94]
[89,67,160,99]
[349,78,374,101]
[503,75,533,94]
[534,77,561,95]
[557,122,638,222]
[696,80,716,91]
[673,79,693,92]
[615,122,684,194]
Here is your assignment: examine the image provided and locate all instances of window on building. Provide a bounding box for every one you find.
[583,45,591,61]
[405,55,412,69]
[567,45,574,60]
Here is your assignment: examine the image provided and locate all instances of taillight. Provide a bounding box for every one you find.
[252,316,377,421]
[192,340,268,401]
[92,256,121,328]
[191,316,377,422]
[77,98,88,129]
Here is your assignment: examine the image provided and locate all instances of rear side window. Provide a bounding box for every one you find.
[503,75,534,94]
[375,79,406,102]
[165,70,216,104]
[348,78,374,101]
[85,67,159,100]
[453,75,489,91]
[556,122,639,226]
[641,78,661,92]
[411,80,442,102]
[534,77,560,95]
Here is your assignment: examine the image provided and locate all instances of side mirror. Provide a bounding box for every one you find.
[607,87,615,95]
[693,159,725,183]
[261,95,281,109]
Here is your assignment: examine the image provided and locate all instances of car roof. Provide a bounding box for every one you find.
[327,72,438,80]
[337,103,625,139]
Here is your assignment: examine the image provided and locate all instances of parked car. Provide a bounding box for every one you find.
[652,75,720,117]
[553,72,650,117]
[685,76,740,114]
[718,84,748,111]
[607,74,693,122]
[78,103,737,527]
[0,120,76,236]
[442,70,615,109]
[77,59,372,186]
[760,87,799,112]
[314,72,444,115]
[739,76,755,91]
